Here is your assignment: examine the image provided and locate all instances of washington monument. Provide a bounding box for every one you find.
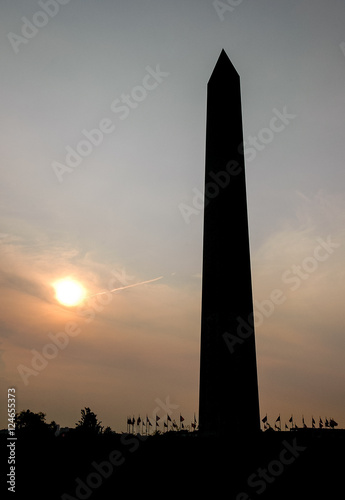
[199,50,260,436]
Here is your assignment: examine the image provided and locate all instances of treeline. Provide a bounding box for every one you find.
[11,407,108,436]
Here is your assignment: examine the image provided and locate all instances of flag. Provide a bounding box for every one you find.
[276,415,280,422]
[319,421,323,429]
[330,419,338,428]
[319,418,323,424]
[285,424,288,430]
[127,418,131,425]
[156,415,160,421]
[325,419,329,427]
[191,422,196,429]
[180,415,185,422]
[289,416,293,423]
[167,415,172,422]
[262,415,267,423]
[148,420,152,427]
[137,416,141,425]
[164,422,168,428]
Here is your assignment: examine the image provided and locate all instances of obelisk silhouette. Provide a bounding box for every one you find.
[199,50,260,436]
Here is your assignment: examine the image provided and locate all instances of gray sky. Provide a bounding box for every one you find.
[0,0,344,431]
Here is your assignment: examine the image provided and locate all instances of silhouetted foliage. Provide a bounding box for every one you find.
[75,407,103,434]
[103,425,114,435]
[15,409,57,435]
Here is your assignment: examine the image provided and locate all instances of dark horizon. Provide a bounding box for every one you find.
[2,411,344,499]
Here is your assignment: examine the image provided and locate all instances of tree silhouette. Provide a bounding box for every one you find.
[75,407,103,434]
[15,409,57,435]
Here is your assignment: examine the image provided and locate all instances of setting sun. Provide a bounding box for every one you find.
[54,279,86,307]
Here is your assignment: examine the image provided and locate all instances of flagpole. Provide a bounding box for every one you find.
[275,414,281,431]
[302,414,306,428]
[262,414,268,431]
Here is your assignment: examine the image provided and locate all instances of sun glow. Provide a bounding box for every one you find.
[54,279,86,307]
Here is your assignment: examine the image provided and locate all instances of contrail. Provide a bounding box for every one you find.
[88,276,164,298]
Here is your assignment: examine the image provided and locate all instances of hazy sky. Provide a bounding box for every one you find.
[1,0,344,432]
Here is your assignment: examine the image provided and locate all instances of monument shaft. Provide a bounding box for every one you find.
[199,50,260,436]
